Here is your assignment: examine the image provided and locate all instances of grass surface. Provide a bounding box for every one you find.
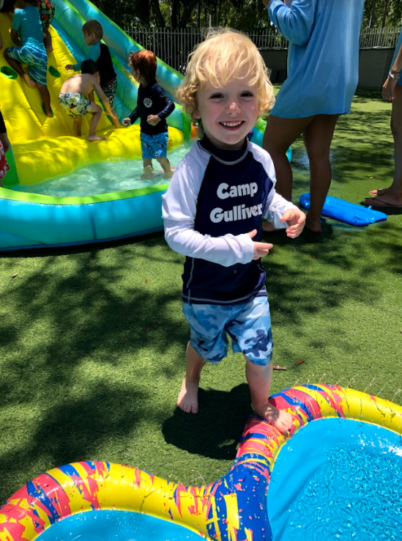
[0,88,401,501]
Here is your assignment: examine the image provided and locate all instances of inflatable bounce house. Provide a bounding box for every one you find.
[0,0,272,252]
[0,384,401,540]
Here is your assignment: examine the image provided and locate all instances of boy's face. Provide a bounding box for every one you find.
[194,76,259,150]
[83,31,97,46]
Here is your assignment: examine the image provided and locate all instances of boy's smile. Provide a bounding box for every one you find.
[194,77,259,150]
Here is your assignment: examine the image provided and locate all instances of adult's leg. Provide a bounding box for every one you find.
[177,342,206,414]
[36,82,52,117]
[245,358,293,433]
[367,86,402,206]
[262,115,314,232]
[4,48,36,88]
[303,114,339,232]
[263,114,314,201]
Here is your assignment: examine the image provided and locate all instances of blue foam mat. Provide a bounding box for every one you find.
[299,193,387,226]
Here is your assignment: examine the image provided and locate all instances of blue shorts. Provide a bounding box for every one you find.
[7,39,48,86]
[183,296,273,366]
[140,131,168,159]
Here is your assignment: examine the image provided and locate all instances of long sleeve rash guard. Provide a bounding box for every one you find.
[128,82,175,136]
[162,136,297,305]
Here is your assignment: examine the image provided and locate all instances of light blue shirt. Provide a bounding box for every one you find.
[12,6,44,46]
[268,0,364,118]
[390,28,402,87]
[72,43,101,71]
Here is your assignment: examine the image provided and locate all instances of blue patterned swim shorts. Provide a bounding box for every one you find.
[7,39,48,86]
[140,131,168,159]
[183,296,273,366]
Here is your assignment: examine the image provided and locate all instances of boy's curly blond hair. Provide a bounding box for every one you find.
[176,29,275,120]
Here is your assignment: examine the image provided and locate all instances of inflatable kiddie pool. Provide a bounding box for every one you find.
[1,385,401,540]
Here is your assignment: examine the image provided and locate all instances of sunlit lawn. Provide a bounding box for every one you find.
[0,88,401,501]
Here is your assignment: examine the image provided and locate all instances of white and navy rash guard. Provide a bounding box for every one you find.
[162,136,297,305]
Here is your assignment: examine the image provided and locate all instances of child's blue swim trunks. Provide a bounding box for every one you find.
[140,131,168,159]
[7,38,48,86]
[183,296,273,366]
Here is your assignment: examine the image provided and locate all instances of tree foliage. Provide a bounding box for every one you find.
[363,0,402,28]
[92,0,402,30]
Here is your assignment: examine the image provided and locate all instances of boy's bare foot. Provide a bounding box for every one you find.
[23,73,36,88]
[177,375,199,414]
[87,135,107,142]
[162,171,173,179]
[254,402,293,433]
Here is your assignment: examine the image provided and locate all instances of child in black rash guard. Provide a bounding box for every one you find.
[162,29,306,433]
[123,50,175,179]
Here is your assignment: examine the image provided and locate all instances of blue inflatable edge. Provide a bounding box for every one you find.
[299,193,388,227]
[0,225,164,252]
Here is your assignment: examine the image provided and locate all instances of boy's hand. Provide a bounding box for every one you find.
[247,229,273,260]
[65,64,74,70]
[147,114,161,126]
[280,208,306,238]
[122,117,131,127]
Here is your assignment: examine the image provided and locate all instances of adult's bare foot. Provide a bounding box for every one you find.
[254,402,293,433]
[177,375,199,414]
[369,188,390,197]
[23,73,36,88]
[368,187,402,197]
[87,135,107,142]
[305,217,322,233]
[365,191,402,208]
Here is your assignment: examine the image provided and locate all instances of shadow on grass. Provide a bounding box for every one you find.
[0,86,401,500]
[0,385,148,497]
[162,384,252,460]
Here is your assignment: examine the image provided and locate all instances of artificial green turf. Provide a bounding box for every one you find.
[0,88,401,501]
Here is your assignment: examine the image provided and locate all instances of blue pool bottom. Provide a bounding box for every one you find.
[37,509,202,540]
[267,418,402,540]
